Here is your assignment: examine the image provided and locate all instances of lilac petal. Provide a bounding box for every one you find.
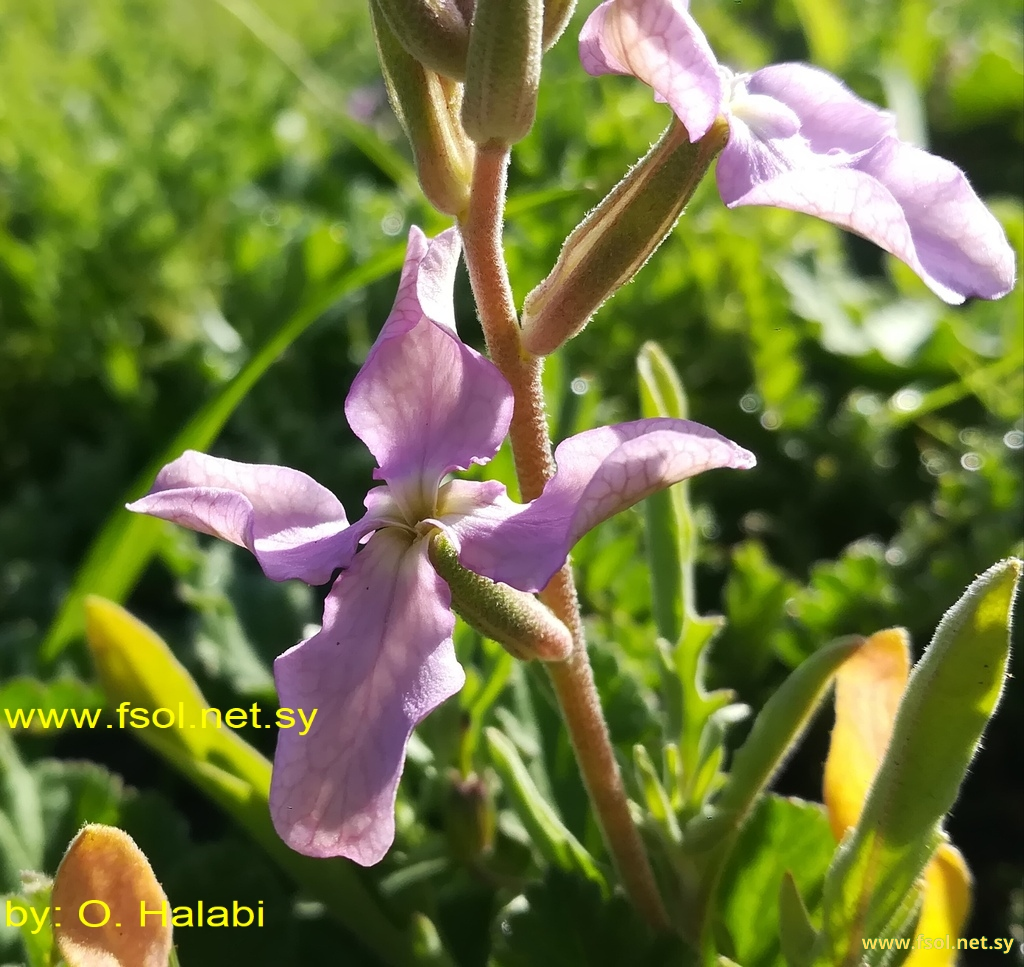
[743,63,896,154]
[345,226,514,504]
[854,138,1016,301]
[270,528,464,864]
[719,121,1015,303]
[580,0,723,142]
[719,63,1015,302]
[456,419,756,592]
[126,450,370,584]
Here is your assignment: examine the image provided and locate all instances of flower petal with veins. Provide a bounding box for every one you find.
[580,0,722,141]
[579,3,1016,302]
[126,450,369,585]
[453,418,755,592]
[271,528,463,864]
[345,227,514,503]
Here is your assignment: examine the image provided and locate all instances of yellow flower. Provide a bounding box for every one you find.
[824,629,971,965]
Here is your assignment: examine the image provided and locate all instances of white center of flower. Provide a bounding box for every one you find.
[719,66,801,141]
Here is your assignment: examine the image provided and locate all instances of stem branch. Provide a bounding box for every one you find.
[458,145,670,931]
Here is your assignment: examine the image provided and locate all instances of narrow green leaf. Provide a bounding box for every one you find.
[779,872,817,967]
[816,559,1021,965]
[690,636,863,851]
[865,888,923,967]
[637,342,731,808]
[632,745,680,843]
[409,913,459,967]
[637,340,689,644]
[41,243,406,662]
[485,728,607,892]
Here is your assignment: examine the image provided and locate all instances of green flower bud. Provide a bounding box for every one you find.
[428,531,573,661]
[461,0,542,146]
[374,0,470,81]
[445,770,496,864]
[371,0,475,216]
[521,118,728,356]
[542,0,576,50]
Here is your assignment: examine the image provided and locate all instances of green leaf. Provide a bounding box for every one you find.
[715,796,834,967]
[636,341,733,807]
[779,872,817,967]
[40,241,407,663]
[0,678,105,734]
[863,886,922,967]
[637,340,691,644]
[2,874,55,967]
[688,636,862,853]
[816,558,1021,965]
[632,744,680,844]
[491,869,693,967]
[32,760,122,875]
[0,732,44,888]
[484,727,607,892]
[213,0,417,192]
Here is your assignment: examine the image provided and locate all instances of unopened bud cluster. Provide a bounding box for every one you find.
[370,0,574,212]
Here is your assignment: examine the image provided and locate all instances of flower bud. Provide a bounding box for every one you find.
[542,0,576,50]
[460,0,542,146]
[370,0,475,216]
[52,825,172,967]
[374,0,470,81]
[428,531,573,661]
[521,118,728,356]
[445,770,496,863]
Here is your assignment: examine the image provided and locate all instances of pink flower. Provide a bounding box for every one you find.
[128,226,754,864]
[580,0,1016,303]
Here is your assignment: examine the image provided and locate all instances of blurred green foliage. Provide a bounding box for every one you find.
[1,0,1021,963]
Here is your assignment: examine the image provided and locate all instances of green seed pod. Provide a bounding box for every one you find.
[521,118,728,356]
[374,0,471,80]
[428,531,573,661]
[371,0,475,216]
[461,0,543,146]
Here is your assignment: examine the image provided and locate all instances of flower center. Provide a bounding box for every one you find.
[719,66,801,141]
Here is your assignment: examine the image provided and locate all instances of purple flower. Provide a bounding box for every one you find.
[580,0,1016,303]
[128,226,755,865]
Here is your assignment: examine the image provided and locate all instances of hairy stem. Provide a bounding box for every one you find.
[458,145,670,931]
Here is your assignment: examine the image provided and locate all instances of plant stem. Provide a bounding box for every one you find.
[459,144,670,931]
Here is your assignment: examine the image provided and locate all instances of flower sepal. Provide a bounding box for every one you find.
[428,530,573,661]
